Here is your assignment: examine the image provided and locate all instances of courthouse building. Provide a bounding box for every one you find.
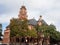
[3,5,50,45]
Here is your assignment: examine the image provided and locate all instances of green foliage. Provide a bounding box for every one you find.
[36,24,60,40]
[10,18,37,37]
[27,29,37,37]
[10,18,60,41]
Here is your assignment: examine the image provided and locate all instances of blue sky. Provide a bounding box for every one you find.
[0,0,60,34]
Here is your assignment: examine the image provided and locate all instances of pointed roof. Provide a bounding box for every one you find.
[38,15,47,25]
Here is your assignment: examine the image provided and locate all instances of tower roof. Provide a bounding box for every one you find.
[20,5,26,10]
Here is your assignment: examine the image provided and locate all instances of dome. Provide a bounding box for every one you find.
[20,5,26,10]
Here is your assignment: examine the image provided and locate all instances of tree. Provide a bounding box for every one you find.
[36,23,60,43]
[10,18,60,43]
[10,18,37,37]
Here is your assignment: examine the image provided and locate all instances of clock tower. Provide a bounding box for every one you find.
[18,5,27,20]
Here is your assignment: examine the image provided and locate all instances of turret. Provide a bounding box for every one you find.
[38,15,42,26]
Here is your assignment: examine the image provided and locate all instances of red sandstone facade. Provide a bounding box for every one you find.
[3,28,10,44]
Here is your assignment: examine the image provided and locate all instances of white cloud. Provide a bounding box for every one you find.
[0,13,18,23]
